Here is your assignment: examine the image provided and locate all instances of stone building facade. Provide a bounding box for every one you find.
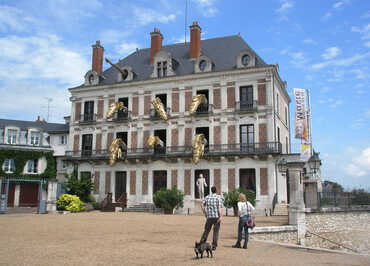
[66,22,291,214]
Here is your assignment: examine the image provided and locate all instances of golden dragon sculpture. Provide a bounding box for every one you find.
[106,101,125,119]
[189,94,207,115]
[146,136,163,147]
[151,97,168,121]
[192,133,207,164]
[109,138,127,166]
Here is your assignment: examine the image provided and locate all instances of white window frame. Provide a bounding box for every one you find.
[27,159,38,174]
[59,135,67,145]
[30,131,40,145]
[7,129,17,144]
[3,159,15,173]
[0,128,4,144]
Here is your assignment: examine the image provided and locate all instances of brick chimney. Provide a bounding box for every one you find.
[190,21,201,59]
[92,40,104,74]
[150,28,163,64]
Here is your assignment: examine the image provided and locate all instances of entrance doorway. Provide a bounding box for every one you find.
[115,171,127,201]
[19,182,39,207]
[153,170,167,194]
[194,169,210,199]
[1,182,15,207]
[239,169,256,193]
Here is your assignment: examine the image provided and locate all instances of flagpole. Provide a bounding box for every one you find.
[307,88,313,156]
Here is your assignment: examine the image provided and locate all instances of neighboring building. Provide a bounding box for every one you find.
[66,22,291,214]
[0,117,69,208]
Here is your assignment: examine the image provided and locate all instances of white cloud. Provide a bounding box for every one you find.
[351,24,370,40]
[193,0,219,17]
[329,99,343,108]
[333,2,344,9]
[115,42,140,56]
[345,147,370,177]
[275,1,294,21]
[303,38,317,45]
[321,12,332,21]
[362,10,370,18]
[0,34,89,85]
[133,7,176,26]
[351,69,367,79]
[0,5,37,32]
[365,109,370,118]
[312,52,370,70]
[322,47,341,60]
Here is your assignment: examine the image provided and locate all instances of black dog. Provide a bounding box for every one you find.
[194,242,213,259]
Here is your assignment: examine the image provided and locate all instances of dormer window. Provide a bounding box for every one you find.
[157,61,167,78]
[30,132,40,145]
[7,129,17,144]
[194,56,212,73]
[151,51,175,78]
[84,70,99,86]
[237,51,255,68]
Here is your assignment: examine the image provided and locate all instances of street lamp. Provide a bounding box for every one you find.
[308,152,321,173]
[278,158,288,172]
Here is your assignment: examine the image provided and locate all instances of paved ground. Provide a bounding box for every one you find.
[0,212,369,266]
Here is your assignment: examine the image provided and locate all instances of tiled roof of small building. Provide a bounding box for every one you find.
[0,119,69,133]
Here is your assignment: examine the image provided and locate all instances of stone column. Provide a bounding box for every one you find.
[287,162,306,245]
[46,181,58,213]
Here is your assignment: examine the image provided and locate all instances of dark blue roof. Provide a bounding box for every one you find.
[88,35,268,87]
[0,119,69,133]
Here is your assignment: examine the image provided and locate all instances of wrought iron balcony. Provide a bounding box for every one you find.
[195,103,214,115]
[235,101,258,113]
[79,113,96,124]
[110,110,132,122]
[150,107,171,120]
[65,142,281,161]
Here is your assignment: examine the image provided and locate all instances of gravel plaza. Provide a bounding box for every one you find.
[0,212,369,266]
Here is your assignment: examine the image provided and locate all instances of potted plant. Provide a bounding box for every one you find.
[153,186,185,214]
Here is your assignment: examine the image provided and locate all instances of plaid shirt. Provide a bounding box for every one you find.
[202,193,223,218]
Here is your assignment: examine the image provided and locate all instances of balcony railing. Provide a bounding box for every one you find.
[79,113,96,124]
[195,103,214,115]
[235,101,258,113]
[150,107,171,120]
[65,142,281,160]
[111,110,132,122]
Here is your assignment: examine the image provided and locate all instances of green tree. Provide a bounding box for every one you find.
[62,171,94,202]
[153,186,185,214]
[223,188,256,216]
[351,189,370,205]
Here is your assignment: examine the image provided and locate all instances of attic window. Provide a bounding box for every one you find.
[89,74,94,84]
[199,60,207,71]
[242,54,250,66]
[122,69,128,80]
[157,61,167,78]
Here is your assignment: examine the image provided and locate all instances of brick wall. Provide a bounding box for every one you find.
[106,132,113,149]
[171,128,178,146]
[228,168,235,192]
[74,102,81,121]
[144,95,151,115]
[73,135,79,151]
[142,170,148,195]
[172,91,179,112]
[214,169,221,193]
[227,87,235,108]
[260,168,268,195]
[228,125,235,144]
[94,171,100,193]
[185,128,192,146]
[97,99,104,119]
[143,130,150,148]
[185,91,192,111]
[213,88,221,109]
[105,171,111,193]
[258,79,266,105]
[259,123,267,143]
[132,96,139,116]
[131,131,137,149]
[130,171,136,195]
[96,133,102,153]
[184,169,191,195]
[171,169,178,188]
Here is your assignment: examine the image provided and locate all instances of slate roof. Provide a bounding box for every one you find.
[83,35,268,87]
[0,119,69,133]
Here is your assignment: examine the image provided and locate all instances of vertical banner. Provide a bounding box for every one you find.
[293,88,308,141]
[300,143,310,160]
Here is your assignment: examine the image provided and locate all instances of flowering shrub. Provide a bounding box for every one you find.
[57,194,85,213]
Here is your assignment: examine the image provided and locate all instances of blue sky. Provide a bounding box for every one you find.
[0,0,369,190]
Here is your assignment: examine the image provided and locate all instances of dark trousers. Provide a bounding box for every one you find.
[200,217,220,247]
[236,215,250,248]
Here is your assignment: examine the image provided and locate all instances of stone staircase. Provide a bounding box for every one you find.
[124,203,162,213]
[273,203,289,216]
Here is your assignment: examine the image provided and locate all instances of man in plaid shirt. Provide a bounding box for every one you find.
[200,186,223,250]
